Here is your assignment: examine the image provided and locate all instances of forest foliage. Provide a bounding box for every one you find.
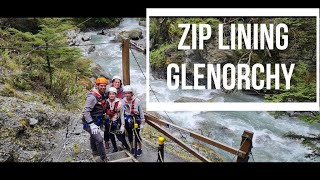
[0,18,121,110]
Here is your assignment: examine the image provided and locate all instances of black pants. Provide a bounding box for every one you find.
[104,124,110,143]
[110,133,130,151]
[125,123,141,143]
[108,119,130,151]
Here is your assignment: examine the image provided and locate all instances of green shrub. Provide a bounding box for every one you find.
[150,43,177,69]
[51,69,85,103]
[266,61,316,103]
[72,144,81,156]
[0,83,16,97]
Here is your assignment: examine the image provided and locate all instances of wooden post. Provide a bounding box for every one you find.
[122,38,130,85]
[237,130,254,162]
[157,137,165,162]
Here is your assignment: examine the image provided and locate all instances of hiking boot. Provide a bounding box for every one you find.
[92,150,99,156]
[137,149,142,157]
[130,148,135,155]
[94,156,108,162]
[105,142,110,149]
[112,149,118,153]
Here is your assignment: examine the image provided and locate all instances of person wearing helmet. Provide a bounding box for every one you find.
[104,75,124,149]
[82,77,108,162]
[105,87,130,153]
[122,85,145,157]
[107,75,124,98]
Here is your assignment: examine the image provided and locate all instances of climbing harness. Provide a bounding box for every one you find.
[82,90,107,129]
[106,100,122,134]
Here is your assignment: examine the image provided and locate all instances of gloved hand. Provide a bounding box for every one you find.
[140,119,145,129]
[119,125,125,134]
[90,124,99,134]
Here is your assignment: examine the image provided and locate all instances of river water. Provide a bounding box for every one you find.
[80,18,320,162]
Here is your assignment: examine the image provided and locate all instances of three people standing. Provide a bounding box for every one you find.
[82,76,145,161]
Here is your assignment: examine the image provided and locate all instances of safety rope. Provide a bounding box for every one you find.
[129,48,186,139]
[250,151,255,162]
[158,150,164,162]
[132,124,153,151]
[129,48,174,123]
[0,42,111,50]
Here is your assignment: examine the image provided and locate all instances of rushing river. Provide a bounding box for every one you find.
[80,18,320,162]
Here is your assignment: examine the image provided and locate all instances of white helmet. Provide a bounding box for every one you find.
[108,87,117,94]
[123,85,133,93]
[112,76,121,82]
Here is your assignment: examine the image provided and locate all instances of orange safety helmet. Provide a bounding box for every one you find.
[95,77,108,85]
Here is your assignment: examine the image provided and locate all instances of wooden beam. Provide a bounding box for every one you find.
[109,157,133,162]
[145,113,246,158]
[125,151,139,162]
[147,120,211,162]
[236,130,254,162]
[130,40,146,53]
[122,38,130,85]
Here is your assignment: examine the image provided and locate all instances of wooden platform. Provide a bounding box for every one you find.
[107,150,138,162]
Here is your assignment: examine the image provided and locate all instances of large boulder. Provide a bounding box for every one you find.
[206,49,237,64]
[119,30,143,40]
[139,20,146,27]
[88,45,95,54]
[81,35,91,41]
[90,63,112,81]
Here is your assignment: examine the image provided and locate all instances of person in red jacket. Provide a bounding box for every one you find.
[105,87,130,153]
[104,75,124,149]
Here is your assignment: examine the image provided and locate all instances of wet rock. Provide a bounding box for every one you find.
[82,35,91,41]
[255,134,272,144]
[97,30,107,35]
[88,45,95,54]
[29,118,38,126]
[66,29,80,39]
[174,97,206,102]
[207,97,224,102]
[139,20,146,27]
[287,111,300,117]
[119,30,143,40]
